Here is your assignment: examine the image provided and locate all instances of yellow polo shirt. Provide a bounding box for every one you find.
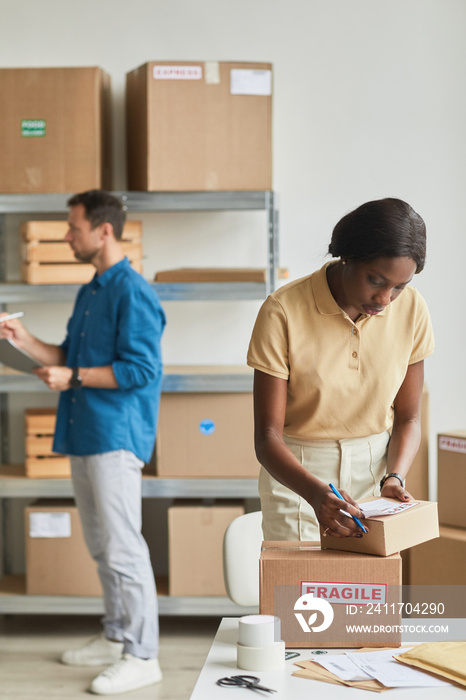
[247,262,435,440]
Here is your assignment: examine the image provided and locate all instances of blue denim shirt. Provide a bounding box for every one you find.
[53,258,166,463]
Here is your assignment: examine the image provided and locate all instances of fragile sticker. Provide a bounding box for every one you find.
[301,581,387,605]
[21,119,46,137]
[439,436,466,454]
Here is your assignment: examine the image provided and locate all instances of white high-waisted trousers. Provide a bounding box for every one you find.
[259,431,390,541]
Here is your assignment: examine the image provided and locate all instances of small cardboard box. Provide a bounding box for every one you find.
[156,392,259,477]
[168,501,244,596]
[407,525,466,585]
[21,220,143,284]
[25,408,70,478]
[25,500,102,596]
[437,431,466,528]
[322,498,439,557]
[260,542,402,648]
[0,66,112,193]
[126,61,272,191]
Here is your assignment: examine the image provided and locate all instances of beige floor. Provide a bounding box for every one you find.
[0,614,221,699]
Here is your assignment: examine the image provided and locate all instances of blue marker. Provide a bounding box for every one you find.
[329,483,368,534]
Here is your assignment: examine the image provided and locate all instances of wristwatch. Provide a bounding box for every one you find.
[69,367,83,389]
[380,472,405,490]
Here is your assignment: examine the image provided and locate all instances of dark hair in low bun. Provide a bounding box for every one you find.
[328,198,426,273]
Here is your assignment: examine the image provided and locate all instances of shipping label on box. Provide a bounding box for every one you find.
[322,498,439,556]
[260,542,402,648]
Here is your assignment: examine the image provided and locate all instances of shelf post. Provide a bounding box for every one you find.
[265,192,279,296]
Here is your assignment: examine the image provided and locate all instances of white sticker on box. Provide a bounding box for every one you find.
[29,512,71,538]
[439,436,466,454]
[230,69,272,96]
[153,65,202,80]
[204,61,220,84]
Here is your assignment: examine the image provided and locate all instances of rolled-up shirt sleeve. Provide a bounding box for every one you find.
[112,287,165,390]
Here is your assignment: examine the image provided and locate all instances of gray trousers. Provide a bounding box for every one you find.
[70,450,158,659]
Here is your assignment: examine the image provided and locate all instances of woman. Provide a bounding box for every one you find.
[247,198,434,541]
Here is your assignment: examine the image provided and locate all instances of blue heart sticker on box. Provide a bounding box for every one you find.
[199,419,215,436]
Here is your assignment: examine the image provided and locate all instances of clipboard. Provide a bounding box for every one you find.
[0,338,43,373]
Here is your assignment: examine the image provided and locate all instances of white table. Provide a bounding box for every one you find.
[189,618,465,699]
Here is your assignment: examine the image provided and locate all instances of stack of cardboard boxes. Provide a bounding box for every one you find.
[0,60,272,195]
[260,499,439,648]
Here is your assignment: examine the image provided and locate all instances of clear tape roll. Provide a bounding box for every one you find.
[238,614,281,648]
[237,641,285,671]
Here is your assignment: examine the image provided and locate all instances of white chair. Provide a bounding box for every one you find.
[222,511,263,607]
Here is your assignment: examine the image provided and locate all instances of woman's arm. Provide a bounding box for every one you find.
[382,360,425,501]
[253,368,365,538]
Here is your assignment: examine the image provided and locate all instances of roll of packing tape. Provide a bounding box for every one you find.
[237,641,285,671]
[238,614,281,648]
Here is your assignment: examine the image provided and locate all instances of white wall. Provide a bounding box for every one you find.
[2,0,466,495]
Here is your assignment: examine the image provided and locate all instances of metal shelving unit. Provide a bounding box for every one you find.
[0,191,277,616]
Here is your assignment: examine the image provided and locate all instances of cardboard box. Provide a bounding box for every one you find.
[260,542,402,648]
[156,392,259,477]
[437,431,466,528]
[408,525,466,585]
[126,61,272,191]
[25,409,70,478]
[155,268,267,283]
[405,386,429,500]
[322,498,439,557]
[25,500,102,595]
[21,220,142,284]
[168,501,244,596]
[0,66,112,193]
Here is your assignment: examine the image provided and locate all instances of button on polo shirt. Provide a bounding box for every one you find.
[247,262,434,440]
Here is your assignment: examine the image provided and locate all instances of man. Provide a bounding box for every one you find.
[1,190,166,695]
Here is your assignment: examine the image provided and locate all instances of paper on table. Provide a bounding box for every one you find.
[347,649,452,688]
[293,661,386,693]
[313,654,373,681]
[360,499,419,517]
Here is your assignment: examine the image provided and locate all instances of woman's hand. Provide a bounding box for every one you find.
[381,477,413,502]
[311,483,367,538]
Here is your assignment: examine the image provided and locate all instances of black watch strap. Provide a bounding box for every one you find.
[69,367,83,389]
[380,472,405,490]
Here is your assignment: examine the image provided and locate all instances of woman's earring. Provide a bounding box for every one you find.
[341,259,346,266]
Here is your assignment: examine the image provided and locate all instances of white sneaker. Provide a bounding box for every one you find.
[90,654,163,695]
[61,633,124,667]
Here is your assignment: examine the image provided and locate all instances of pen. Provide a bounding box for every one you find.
[0,312,24,323]
[329,483,368,533]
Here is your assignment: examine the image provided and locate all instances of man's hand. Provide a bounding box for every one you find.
[34,366,73,391]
